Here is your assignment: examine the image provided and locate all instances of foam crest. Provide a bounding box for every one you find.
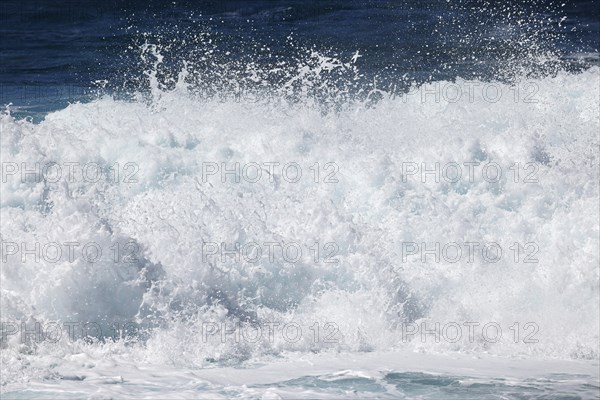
[1,64,598,381]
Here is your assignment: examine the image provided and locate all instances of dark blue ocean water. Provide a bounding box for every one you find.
[1,1,599,118]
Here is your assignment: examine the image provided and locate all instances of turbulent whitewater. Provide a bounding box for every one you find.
[1,48,599,396]
[1,2,600,393]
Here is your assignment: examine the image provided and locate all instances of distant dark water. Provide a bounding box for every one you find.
[1,0,598,117]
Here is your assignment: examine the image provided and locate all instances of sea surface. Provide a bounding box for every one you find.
[1,1,599,399]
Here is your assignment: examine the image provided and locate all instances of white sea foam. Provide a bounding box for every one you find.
[1,61,599,395]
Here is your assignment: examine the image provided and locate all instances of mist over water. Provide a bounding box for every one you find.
[1,1,599,398]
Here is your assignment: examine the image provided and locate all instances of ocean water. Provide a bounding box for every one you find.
[1,1,599,399]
